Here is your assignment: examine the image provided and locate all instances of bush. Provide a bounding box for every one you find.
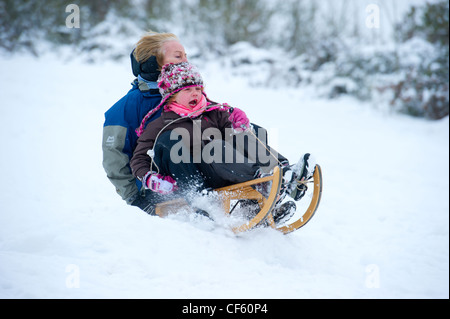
[310,0,449,119]
[389,0,449,119]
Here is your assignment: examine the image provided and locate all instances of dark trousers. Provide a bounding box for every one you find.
[152,125,288,191]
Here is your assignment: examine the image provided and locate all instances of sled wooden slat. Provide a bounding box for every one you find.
[215,166,282,233]
[214,182,265,213]
[154,198,190,218]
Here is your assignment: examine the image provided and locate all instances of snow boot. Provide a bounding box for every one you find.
[232,199,260,219]
[272,201,297,225]
[283,153,316,201]
[194,208,214,221]
[252,169,272,198]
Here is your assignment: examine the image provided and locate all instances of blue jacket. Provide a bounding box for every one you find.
[102,79,162,204]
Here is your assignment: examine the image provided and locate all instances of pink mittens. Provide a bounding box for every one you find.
[143,172,178,195]
[229,107,250,133]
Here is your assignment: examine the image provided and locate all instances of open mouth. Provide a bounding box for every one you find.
[189,99,198,106]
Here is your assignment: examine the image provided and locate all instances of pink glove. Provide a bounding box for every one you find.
[143,172,178,195]
[229,107,250,133]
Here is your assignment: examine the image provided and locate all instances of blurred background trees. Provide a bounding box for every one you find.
[0,0,447,119]
[391,0,449,119]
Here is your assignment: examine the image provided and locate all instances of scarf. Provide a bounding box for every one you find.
[135,93,229,137]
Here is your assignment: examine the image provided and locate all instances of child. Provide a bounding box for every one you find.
[130,62,315,218]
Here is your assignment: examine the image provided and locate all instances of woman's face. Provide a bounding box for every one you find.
[162,41,188,65]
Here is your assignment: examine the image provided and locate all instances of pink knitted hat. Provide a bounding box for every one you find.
[158,62,204,104]
[136,62,204,137]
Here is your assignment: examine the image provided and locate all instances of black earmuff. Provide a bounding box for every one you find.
[130,49,160,82]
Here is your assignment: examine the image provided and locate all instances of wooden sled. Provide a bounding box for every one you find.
[154,165,323,235]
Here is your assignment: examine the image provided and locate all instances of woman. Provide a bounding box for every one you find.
[102,31,188,212]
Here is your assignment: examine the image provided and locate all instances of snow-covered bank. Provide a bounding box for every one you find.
[0,54,448,299]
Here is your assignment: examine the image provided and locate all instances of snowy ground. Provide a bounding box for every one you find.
[0,53,448,299]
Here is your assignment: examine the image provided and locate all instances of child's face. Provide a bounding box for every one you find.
[174,86,203,108]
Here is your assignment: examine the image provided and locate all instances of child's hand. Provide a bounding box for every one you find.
[229,107,250,133]
[144,172,178,195]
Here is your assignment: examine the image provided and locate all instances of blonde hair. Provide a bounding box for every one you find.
[134,31,179,68]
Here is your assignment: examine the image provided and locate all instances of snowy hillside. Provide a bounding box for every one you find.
[0,52,448,299]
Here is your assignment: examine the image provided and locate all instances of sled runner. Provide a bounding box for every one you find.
[270,165,322,234]
[154,165,323,234]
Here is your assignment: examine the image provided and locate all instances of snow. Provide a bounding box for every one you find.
[0,52,448,299]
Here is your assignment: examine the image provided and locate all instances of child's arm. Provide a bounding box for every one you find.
[130,131,155,181]
[130,125,178,195]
